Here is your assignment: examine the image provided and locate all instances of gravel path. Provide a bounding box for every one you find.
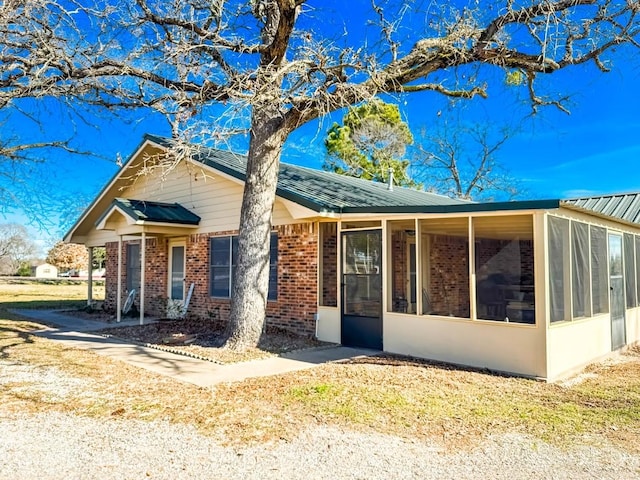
[2,412,639,480]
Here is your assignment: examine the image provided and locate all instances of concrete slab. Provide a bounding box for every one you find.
[9,309,378,388]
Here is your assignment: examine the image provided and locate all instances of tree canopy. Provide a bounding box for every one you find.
[46,241,88,272]
[2,0,639,348]
[324,99,417,188]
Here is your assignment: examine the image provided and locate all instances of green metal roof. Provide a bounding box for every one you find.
[101,198,201,225]
[144,134,469,213]
[563,193,640,225]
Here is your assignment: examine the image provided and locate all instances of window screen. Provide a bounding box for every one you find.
[635,235,640,307]
[549,216,570,322]
[590,226,608,315]
[571,221,591,318]
[320,222,338,307]
[624,233,636,308]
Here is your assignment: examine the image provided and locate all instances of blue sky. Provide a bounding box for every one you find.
[3,5,640,253]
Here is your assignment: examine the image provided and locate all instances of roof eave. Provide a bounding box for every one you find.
[64,136,165,243]
[338,199,562,215]
[560,201,640,229]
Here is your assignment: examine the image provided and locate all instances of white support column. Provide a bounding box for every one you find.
[140,232,146,325]
[87,246,94,307]
[468,216,477,321]
[415,218,422,316]
[117,236,123,323]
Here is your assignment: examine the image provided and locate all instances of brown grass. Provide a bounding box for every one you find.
[90,318,328,363]
[1,282,639,451]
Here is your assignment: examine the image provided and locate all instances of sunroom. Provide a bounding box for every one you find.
[315,196,640,381]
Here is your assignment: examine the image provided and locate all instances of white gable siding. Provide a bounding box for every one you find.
[121,160,299,233]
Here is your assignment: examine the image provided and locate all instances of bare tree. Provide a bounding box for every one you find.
[2,0,639,348]
[0,223,37,275]
[414,105,522,200]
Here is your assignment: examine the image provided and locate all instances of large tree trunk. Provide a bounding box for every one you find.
[223,106,287,350]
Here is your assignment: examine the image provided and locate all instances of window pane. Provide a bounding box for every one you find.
[170,246,185,300]
[549,216,570,323]
[320,223,338,307]
[210,237,231,297]
[571,222,591,318]
[624,233,636,308]
[126,243,140,292]
[210,268,230,297]
[419,218,469,318]
[475,215,535,324]
[590,226,609,315]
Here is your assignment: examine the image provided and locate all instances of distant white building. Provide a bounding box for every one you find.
[35,263,58,279]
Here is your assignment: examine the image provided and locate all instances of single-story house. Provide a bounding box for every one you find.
[34,263,58,279]
[65,134,640,381]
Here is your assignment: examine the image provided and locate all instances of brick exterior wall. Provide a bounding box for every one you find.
[476,239,534,283]
[320,222,338,307]
[104,223,319,337]
[427,234,470,317]
[391,231,407,305]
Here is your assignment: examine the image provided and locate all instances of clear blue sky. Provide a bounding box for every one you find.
[3,9,640,253]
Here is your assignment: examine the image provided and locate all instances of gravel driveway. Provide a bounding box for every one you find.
[2,412,639,480]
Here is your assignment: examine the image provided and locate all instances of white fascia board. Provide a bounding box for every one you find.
[64,138,166,243]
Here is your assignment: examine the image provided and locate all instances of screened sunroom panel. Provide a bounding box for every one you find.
[590,226,609,315]
[571,221,591,318]
[548,216,570,323]
[624,233,636,308]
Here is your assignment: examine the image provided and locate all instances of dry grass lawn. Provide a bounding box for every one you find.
[1,281,639,451]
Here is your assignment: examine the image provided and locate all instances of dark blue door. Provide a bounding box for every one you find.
[341,230,382,350]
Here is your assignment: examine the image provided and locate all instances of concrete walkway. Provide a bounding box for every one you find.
[10,309,377,388]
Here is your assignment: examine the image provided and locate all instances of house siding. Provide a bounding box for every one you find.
[104,222,318,337]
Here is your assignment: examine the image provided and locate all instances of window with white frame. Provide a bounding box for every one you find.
[209,233,278,300]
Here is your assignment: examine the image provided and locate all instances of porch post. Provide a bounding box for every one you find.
[117,236,122,323]
[140,232,146,325]
[415,218,422,315]
[87,246,93,307]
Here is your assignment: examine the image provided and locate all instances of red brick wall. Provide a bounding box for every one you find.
[427,234,470,318]
[104,223,319,337]
[476,239,534,283]
[391,231,407,304]
[320,222,338,307]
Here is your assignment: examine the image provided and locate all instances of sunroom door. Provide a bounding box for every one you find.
[341,230,382,350]
[608,233,626,350]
